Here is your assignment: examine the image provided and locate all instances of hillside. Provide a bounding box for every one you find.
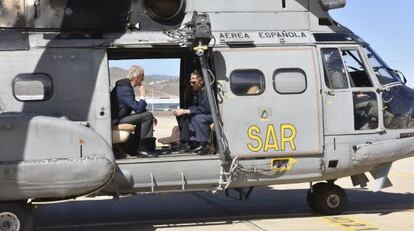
[110,67,180,98]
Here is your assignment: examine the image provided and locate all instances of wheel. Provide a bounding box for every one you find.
[313,183,348,215]
[307,183,326,212]
[0,202,33,231]
[307,189,317,212]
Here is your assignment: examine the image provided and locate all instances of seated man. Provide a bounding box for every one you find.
[111,65,157,157]
[174,70,213,155]
[353,92,378,130]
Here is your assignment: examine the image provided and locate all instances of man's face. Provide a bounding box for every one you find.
[132,74,144,87]
[190,74,203,91]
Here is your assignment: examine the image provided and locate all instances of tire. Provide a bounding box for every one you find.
[313,183,348,215]
[307,183,326,212]
[0,202,33,231]
[307,189,317,212]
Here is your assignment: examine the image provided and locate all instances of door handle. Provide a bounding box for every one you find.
[325,90,335,96]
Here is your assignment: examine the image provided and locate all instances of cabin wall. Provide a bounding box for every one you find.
[0,48,112,143]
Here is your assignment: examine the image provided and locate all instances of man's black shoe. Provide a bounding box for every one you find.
[196,146,210,155]
[191,142,209,155]
[188,141,199,150]
[191,145,203,153]
[137,151,159,158]
[171,143,190,153]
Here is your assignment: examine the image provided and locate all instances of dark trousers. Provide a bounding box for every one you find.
[176,115,190,142]
[119,111,154,142]
[189,114,213,143]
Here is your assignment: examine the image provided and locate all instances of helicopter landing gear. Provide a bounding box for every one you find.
[0,202,33,231]
[307,182,348,215]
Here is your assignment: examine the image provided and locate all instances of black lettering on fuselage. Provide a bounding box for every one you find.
[257,31,307,38]
[220,32,250,39]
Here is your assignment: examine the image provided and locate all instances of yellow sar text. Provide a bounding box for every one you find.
[247,124,297,152]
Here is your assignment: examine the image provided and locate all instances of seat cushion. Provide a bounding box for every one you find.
[112,130,131,144]
[112,124,135,132]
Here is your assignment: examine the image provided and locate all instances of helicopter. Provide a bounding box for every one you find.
[1,0,414,230]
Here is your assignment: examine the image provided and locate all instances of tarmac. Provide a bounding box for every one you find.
[34,156,414,231]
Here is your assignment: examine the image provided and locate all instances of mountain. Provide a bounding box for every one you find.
[109,67,180,98]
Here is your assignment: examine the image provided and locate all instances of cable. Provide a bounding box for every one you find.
[208,69,216,85]
[211,35,217,48]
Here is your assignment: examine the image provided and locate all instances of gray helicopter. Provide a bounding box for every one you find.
[1,0,413,230]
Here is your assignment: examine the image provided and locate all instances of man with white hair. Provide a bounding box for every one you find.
[111,65,157,157]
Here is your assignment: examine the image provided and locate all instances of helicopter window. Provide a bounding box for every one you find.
[230,69,265,96]
[353,92,379,130]
[363,47,401,85]
[314,33,354,42]
[13,73,53,102]
[273,68,307,94]
[382,85,414,129]
[321,48,349,89]
[341,49,373,88]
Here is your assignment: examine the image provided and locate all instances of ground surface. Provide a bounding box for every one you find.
[34,157,414,231]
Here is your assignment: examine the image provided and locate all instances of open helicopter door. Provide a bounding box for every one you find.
[214,47,323,158]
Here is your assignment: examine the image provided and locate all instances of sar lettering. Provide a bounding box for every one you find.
[247,124,297,152]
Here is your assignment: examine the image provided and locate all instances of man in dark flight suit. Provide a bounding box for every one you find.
[111,65,157,157]
[174,70,213,155]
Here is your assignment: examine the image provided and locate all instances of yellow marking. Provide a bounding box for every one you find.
[193,45,209,51]
[260,117,270,122]
[280,124,297,151]
[270,158,297,172]
[322,217,379,231]
[264,124,279,152]
[247,125,262,152]
[247,124,298,153]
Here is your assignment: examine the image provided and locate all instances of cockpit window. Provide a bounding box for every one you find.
[363,47,401,85]
[321,48,349,89]
[341,49,373,88]
[383,85,414,129]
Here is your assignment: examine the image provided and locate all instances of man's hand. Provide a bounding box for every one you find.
[356,93,369,100]
[139,85,146,98]
[174,109,190,117]
[174,109,185,117]
[153,117,158,127]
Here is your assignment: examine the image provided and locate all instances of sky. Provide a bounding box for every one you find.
[109,58,181,76]
[330,0,414,85]
[110,0,413,84]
